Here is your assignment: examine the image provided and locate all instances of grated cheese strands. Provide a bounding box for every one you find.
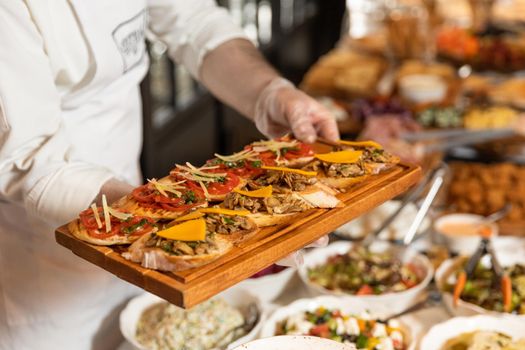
[251,139,299,161]
[101,195,112,233]
[107,207,133,221]
[214,149,259,162]
[251,139,299,151]
[199,181,210,199]
[148,179,186,198]
[261,165,317,176]
[90,203,103,229]
[175,163,227,183]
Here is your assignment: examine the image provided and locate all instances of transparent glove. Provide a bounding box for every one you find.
[254,77,340,143]
[276,235,330,267]
[94,178,134,205]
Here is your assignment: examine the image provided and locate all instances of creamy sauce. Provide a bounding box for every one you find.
[439,222,483,236]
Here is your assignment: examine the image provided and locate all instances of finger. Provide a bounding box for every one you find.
[276,250,304,267]
[314,115,340,142]
[306,235,329,248]
[289,112,317,144]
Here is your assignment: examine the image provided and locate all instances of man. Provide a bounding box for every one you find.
[0,1,338,349]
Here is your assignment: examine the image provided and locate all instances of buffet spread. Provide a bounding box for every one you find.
[55,1,525,349]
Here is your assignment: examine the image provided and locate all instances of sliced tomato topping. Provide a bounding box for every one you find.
[132,184,205,212]
[206,171,240,195]
[207,159,264,178]
[80,209,122,238]
[79,208,156,238]
[244,141,313,165]
[283,142,314,159]
[172,168,241,196]
[120,216,156,236]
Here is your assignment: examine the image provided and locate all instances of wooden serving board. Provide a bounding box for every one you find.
[56,163,421,308]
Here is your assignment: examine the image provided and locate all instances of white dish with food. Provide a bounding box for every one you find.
[334,200,430,241]
[120,287,264,350]
[435,244,525,318]
[434,213,499,254]
[236,266,296,303]
[298,241,433,316]
[420,315,525,350]
[260,296,412,350]
[398,74,447,104]
[231,335,356,350]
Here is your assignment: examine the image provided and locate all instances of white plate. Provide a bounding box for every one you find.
[236,267,296,303]
[119,287,265,350]
[420,315,525,350]
[435,242,525,319]
[231,336,356,350]
[334,200,430,241]
[298,241,434,317]
[260,296,413,349]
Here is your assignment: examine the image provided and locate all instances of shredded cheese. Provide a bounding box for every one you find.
[107,207,133,221]
[199,208,250,216]
[175,211,205,222]
[199,180,210,199]
[214,149,259,162]
[315,150,364,164]
[251,139,300,161]
[234,185,273,198]
[90,203,103,229]
[175,163,227,182]
[156,218,206,241]
[101,195,112,233]
[148,178,186,198]
[261,165,317,176]
[338,140,383,149]
[174,163,227,200]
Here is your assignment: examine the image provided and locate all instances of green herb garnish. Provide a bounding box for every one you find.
[183,190,196,203]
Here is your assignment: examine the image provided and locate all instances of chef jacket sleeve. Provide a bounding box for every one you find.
[147,0,250,79]
[0,2,115,226]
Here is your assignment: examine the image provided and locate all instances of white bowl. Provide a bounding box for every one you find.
[260,296,413,349]
[420,315,525,350]
[120,287,265,350]
[334,200,430,241]
[236,267,296,303]
[298,241,434,317]
[231,336,356,350]
[435,243,525,319]
[399,74,447,104]
[434,213,499,254]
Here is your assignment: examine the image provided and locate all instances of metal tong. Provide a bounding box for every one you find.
[452,204,513,312]
[361,163,448,247]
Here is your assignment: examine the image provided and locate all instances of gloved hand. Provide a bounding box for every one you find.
[94,178,135,205]
[276,235,330,267]
[254,77,340,143]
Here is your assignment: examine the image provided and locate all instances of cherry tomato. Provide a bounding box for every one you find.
[309,324,331,338]
[356,284,374,295]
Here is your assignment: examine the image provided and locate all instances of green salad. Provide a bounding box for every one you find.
[308,247,422,295]
[445,262,525,314]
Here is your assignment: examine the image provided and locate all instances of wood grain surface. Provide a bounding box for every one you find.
[55,163,421,308]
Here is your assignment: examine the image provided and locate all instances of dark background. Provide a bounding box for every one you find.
[140,0,346,180]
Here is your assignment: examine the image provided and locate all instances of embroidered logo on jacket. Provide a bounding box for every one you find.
[112,10,147,73]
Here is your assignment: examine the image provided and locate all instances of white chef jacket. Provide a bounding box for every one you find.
[0,1,247,349]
